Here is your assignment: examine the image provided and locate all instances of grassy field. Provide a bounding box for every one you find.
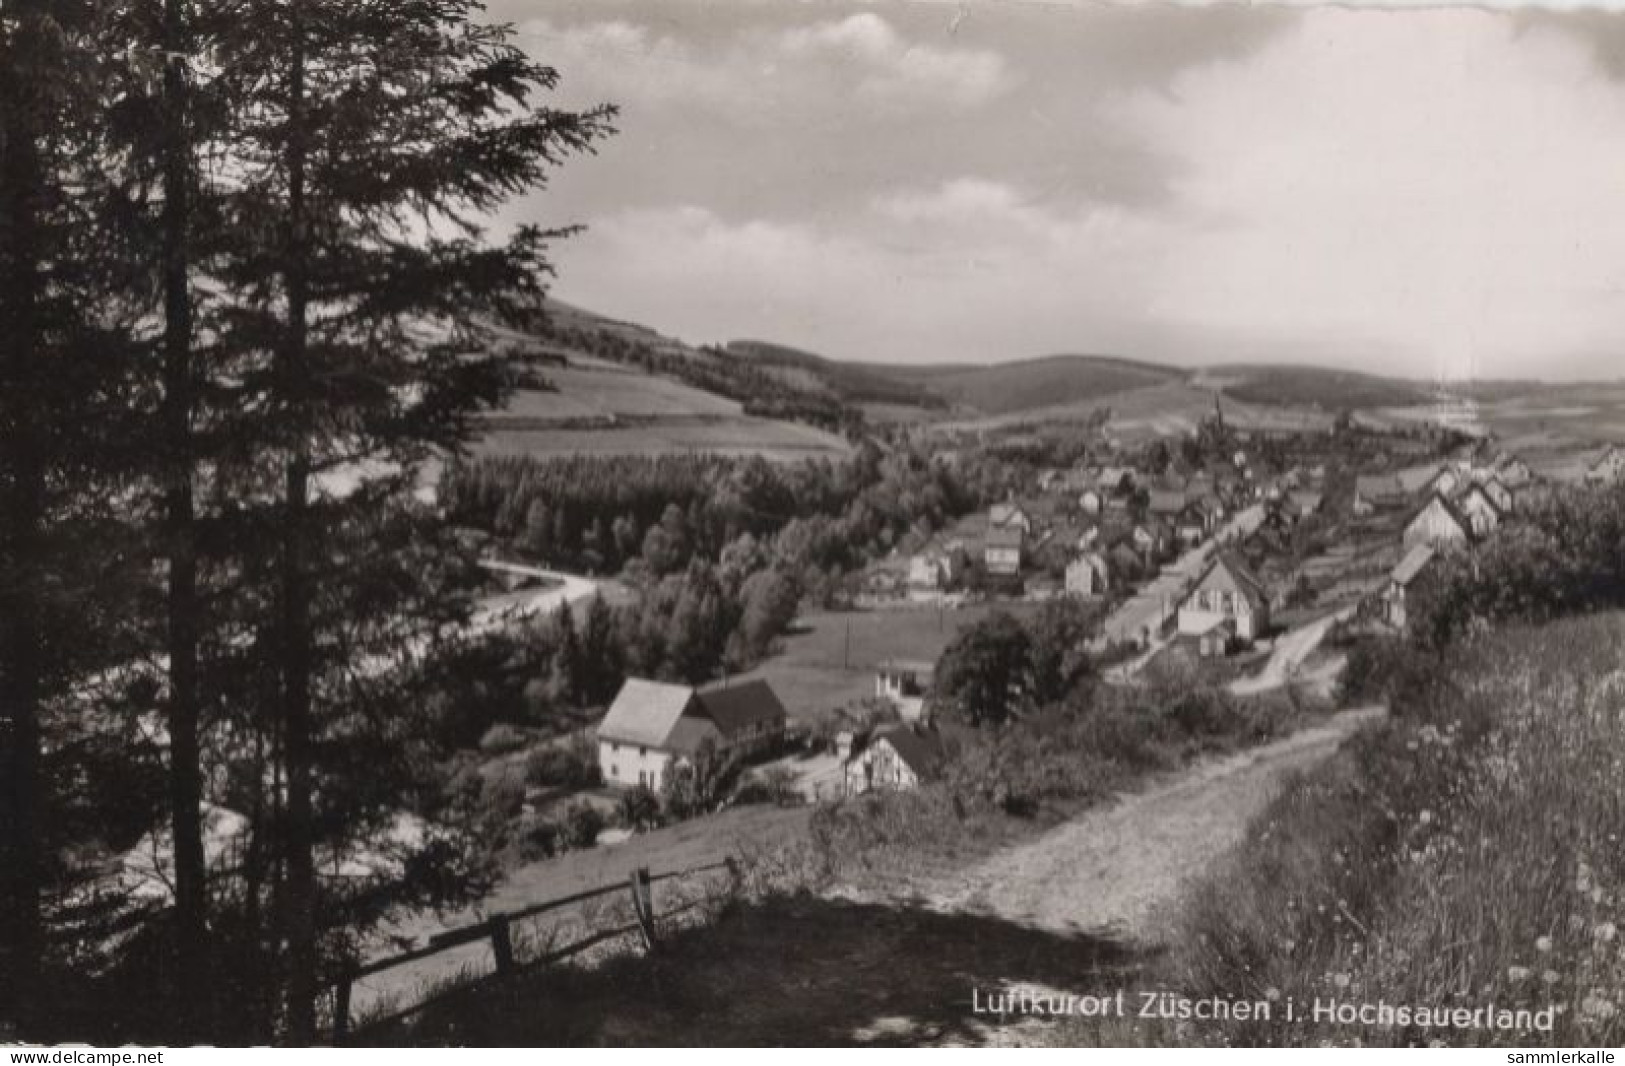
[736,601,1044,724]
[359,803,813,1019]
[468,335,852,463]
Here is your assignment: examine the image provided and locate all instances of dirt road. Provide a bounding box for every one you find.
[1228,605,1356,697]
[922,705,1385,942]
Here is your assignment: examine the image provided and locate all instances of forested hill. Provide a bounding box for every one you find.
[525,298,1456,432]
[527,301,863,436]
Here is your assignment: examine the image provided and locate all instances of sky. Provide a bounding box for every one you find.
[482,1,1625,381]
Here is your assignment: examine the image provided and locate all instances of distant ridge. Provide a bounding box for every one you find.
[850,353,1183,416]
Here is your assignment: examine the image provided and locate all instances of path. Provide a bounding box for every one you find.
[1227,604,1356,697]
[917,704,1385,942]
[471,559,603,635]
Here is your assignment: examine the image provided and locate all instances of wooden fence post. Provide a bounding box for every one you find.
[629,867,656,952]
[489,915,515,975]
[333,974,353,1044]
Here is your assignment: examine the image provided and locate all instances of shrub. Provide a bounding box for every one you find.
[616,785,661,831]
[561,801,605,849]
[733,765,802,807]
[524,737,600,789]
[478,722,528,756]
[517,815,561,862]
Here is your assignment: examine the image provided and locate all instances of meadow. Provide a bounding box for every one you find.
[736,601,1044,725]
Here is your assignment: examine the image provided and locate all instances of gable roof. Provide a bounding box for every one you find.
[1391,544,1437,587]
[1405,492,1473,539]
[1188,552,1269,609]
[990,502,1030,526]
[695,679,787,735]
[1454,480,1504,514]
[873,725,948,781]
[598,679,695,747]
[986,527,1024,550]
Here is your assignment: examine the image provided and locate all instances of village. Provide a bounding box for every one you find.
[536,417,1625,830]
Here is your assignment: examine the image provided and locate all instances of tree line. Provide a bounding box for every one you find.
[0,0,612,1043]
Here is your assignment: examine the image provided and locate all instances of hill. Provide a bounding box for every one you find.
[464,313,854,464]
[856,354,1184,416]
[1199,363,1435,410]
[724,340,946,410]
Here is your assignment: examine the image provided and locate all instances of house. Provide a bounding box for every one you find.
[984,527,1024,577]
[1467,472,1515,513]
[1174,504,1208,547]
[1454,482,1504,537]
[1132,520,1169,557]
[1425,466,1463,500]
[1177,553,1271,644]
[1586,445,1625,484]
[1066,552,1111,597]
[1079,488,1104,516]
[1491,453,1533,487]
[908,544,965,590]
[1148,489,1187,519]
[1095,466,1135,496]
[1288,490,1325,520]
[989,502,1033,535]
[597,678,788,789]
[1353,474,1407,515]
[875,659,934,722]
[1383,544,1437,631]
[1197,617,1238,659]
[1402,493,1473,553]
[1195,493,1227,532]
[843,724,948,795]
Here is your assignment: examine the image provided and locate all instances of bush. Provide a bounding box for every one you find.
[478,722,528,756]
[616,785,661,831]
[561,800,605,849]
[517,815,561,862]
[733,765,802,807]
[524,737,600,789]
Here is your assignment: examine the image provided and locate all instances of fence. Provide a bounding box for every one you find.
[330,857,736,1042]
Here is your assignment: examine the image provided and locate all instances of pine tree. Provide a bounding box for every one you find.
[0,0,144,1035]
[203,0,613,1038]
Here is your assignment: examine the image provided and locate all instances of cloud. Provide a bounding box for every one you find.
[528,4,1625,380]
[1116,7,1625,378]
[551,183,1178,364]
[778,13,1012,108]
[518,11,1014,125]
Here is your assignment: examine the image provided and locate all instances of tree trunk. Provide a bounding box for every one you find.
[0,1,50,1036]
[159,0,210,1041]
[279,2,319,1041]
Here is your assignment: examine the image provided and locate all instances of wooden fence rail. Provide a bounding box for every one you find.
[331,857,736,1042]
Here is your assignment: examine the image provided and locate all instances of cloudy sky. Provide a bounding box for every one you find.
[483,1,1625,381]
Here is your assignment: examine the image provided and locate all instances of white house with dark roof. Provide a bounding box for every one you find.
[1588,445,1625,484]
[984,527,1024,576]
[1383,544,1438,631]
[843,724,948,795]
[989,502,1033,535]
[1453,482,1504,537]
[1177,553,1271,643]
[1403,493,1473,553]
[596,678,787,789]
[1065,551,1111,597]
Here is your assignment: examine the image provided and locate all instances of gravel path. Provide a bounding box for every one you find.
[923,705,1385,943]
